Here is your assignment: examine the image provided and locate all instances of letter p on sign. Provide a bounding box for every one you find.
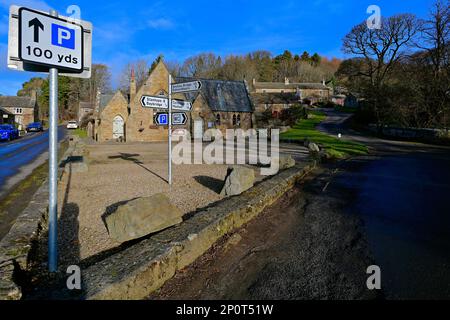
[51,24,75,49]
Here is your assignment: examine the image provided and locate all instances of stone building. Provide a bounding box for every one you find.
[0,95,37,130]
[251,92,300,118]
[94,60,254,142]
[78,101,94,123]
[251,78,332,104]
[180,77,254,137]
[94,92,129,142]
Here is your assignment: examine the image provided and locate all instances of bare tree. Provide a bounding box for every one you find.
[88,64,112,103]
[342,13,420,124]
[219,55,258,81]
[165,60,182,77]
[119,59,150,93]
[414,0,450,127]
[180,53,222,78]
[418,0,450,76]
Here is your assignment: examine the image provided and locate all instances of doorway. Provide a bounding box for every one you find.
[112,115,125,140]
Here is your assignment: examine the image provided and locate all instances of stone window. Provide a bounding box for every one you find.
[158,90,167,97]
[232,114,237,126]
[237,114,241,126]
[14,108,23,114]
[216,114,221,125]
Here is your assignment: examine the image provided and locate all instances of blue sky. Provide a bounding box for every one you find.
[0,0,436,95]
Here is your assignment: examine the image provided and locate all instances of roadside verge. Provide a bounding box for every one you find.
[0,138,69,300]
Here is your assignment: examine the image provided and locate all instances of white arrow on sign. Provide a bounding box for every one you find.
[141,95,192,111]
[171,80,202,94]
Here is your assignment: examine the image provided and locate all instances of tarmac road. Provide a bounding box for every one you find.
[152,110,450,300]
[0,126,66,198]
[318,109,450,299]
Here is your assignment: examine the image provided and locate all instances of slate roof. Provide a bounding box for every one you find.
[98,94,115,112]
[176,77,253,113]
[254,81,330,90]
[0,96,36,108]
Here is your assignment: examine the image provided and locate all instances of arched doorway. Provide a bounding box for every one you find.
[112,115,125,140]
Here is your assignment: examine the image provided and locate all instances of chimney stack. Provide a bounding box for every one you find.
[30,89,37,103]
[130,67,136,103]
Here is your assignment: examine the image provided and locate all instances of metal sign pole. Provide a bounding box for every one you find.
[48,9,59,273]
[168,74,172,186]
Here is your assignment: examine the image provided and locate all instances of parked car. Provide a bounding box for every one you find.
[26,121,44,132]
[66,120,78,129]
[0,124,19,141]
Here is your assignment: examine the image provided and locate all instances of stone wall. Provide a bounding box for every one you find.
[368,124,450,141]
[0,139,72,300]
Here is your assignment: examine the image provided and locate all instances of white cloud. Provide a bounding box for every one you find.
[147,18,175,30]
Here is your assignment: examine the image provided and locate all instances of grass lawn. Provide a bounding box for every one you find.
[280,112,368,159]
[71,128,87,138]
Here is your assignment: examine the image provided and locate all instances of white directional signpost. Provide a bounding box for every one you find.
[141,77,201,185]
[141,95,193,111]
[7,5,92,272]
[171,80,202,94]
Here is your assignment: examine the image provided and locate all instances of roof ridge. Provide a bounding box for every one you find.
[175,76,245,84]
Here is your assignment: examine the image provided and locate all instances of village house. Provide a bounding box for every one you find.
[93,60,254,142]
[251,77,332,105]
[0,93,38,129]
[78,101,95,123]
[179,76,254,137]
[251,92,300,118]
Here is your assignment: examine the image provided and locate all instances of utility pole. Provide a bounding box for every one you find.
[168,74,172,186]
[48,9,58,272]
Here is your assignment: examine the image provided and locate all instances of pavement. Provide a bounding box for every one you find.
[0,126,66,199]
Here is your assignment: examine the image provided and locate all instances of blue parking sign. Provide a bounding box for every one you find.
[157,114,168,125]
[51,23,75,49]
